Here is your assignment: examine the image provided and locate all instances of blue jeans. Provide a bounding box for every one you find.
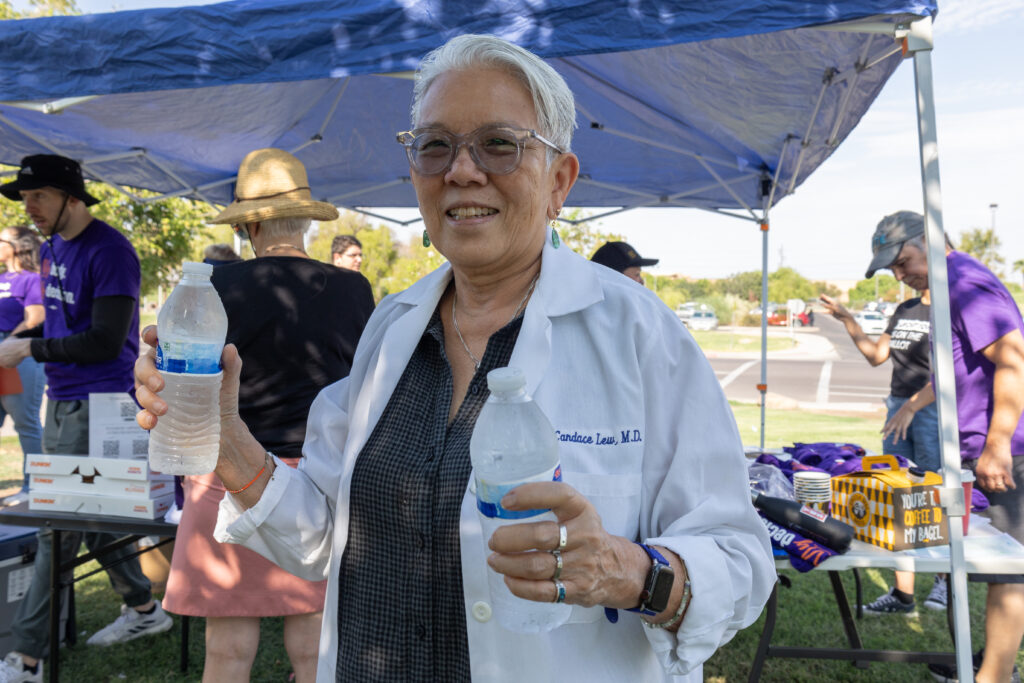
[0,330,45,490]
[883,394,941,472]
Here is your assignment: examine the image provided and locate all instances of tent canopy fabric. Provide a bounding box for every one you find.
[0,0,937,214]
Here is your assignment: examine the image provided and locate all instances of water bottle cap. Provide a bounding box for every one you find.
[182,261,214,278]
[486,366,526,393]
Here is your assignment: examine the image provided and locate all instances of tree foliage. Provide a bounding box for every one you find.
[88,185,213,298]
[958,227,1005,275]
[847,274,906,307]
[554,209,624,259]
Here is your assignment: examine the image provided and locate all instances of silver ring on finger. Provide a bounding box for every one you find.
[550,549,563,580]
[552,579,566,604]
[558,524,567,550]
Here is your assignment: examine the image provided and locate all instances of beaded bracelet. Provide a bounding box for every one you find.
[226,454,270,494]
[643,579,691,630]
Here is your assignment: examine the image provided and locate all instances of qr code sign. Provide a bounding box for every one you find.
[133,439,148,456]
[9,565,33,602]
[119,401,136,420]
[102,440,119,456]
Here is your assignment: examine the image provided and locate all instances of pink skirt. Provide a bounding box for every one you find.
[162,458,327,617]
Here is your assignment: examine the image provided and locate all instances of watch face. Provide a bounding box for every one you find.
[647,564,675,614]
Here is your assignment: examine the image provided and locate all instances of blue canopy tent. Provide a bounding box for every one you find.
[0,1,975,678]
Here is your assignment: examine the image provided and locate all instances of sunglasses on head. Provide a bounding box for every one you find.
[396,124,563,176]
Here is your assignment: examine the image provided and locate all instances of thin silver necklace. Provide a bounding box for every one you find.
[451,273,539,371]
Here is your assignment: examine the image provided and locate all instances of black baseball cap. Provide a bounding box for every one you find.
[865,211,925,278]
[0,154,100,206]
[590,241,658,273]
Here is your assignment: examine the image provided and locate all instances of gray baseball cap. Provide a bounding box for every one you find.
[865,211,925,278]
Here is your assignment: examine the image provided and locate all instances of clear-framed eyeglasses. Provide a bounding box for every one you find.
[396,125,564,176]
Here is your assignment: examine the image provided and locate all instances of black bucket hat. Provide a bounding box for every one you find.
[0,154,100,206]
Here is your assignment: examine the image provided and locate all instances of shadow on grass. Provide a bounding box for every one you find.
[61,561,296,682]
[704,567,1008,682]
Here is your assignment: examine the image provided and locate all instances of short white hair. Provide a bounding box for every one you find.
[245,217,310,240]
[410,34,577,157]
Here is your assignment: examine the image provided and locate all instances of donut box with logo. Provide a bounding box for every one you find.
[25,454,173,519]
[831,455,949,551]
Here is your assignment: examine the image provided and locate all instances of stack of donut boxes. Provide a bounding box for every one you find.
[27,393,173,519]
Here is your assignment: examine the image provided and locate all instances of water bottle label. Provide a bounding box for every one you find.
[476,464,562,520]
[155,340,222,374]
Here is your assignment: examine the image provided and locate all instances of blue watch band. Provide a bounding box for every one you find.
[625,543,671,617]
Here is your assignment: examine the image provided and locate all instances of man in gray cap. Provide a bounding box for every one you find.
[590,240,658,285]
[865,211,1024,683]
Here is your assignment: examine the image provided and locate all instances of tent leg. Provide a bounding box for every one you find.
[909,16,974,683]
[758,220,769,450]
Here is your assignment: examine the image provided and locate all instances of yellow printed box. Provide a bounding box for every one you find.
[831,455,949,551]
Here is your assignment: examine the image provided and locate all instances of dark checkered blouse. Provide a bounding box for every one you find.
[336,307,522,681]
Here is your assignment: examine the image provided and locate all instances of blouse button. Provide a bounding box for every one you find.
[471,601,492,622]
[470,384,479,395]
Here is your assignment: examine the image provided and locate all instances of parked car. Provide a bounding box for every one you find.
[766,310,810,327]
[686,310,719,331]
[854,310,888,335]
[676,302,698,322]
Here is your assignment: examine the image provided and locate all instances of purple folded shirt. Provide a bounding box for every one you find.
[758,512,837,572]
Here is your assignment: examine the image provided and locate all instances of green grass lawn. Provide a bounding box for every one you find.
[0,406,1014,680]
[690,329,796,353]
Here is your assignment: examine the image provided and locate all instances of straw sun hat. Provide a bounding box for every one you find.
[209,148,339,225]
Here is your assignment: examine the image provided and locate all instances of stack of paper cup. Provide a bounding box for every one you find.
[960,469,975,535]
[793,471,832,514]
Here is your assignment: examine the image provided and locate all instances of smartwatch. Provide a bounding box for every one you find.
[625,543,675,617]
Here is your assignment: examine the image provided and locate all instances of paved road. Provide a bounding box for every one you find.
[708,316,891,411]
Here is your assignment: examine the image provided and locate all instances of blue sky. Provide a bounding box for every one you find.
[13,0,1023,282]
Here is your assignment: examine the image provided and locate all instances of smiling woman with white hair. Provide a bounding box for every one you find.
[135,35,772,682]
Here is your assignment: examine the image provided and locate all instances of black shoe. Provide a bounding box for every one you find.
[928,649,1021,683]
[861,587,917,616]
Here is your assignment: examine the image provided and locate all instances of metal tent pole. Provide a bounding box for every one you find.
[908,16,973,683]
[759,215,769,451]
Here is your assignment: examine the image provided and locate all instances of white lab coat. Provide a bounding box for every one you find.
[215,240,774,682]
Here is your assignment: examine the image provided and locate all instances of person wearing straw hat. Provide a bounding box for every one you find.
[159,148,374,683]
[0,154,171,682]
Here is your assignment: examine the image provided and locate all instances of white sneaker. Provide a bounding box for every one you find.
[0,653,42,683]
[86,600,173,647]
[923,575,948,611]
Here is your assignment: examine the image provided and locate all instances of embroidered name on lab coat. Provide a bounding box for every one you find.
[554,429,642,446]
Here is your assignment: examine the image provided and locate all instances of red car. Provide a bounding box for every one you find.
[767,310,810,327]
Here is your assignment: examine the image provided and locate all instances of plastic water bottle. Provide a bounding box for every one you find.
[470,366,570,633]
[148,261,228,475]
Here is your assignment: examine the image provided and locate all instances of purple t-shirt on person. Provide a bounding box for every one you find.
[0,270,42,333]
[947,250,1024,460]
[40,219,140,400]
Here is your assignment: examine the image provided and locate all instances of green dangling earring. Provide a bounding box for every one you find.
[550,220,561,249]
[422,229,431,248]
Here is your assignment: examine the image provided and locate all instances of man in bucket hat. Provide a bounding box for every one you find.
[0,154,171,682]
[865,211,1024,683]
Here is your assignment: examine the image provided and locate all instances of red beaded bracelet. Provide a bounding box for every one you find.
[227,455,270,494]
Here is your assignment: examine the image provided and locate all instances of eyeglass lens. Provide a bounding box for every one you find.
[408,126,525,175]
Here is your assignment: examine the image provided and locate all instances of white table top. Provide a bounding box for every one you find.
[779,515,1024,574]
